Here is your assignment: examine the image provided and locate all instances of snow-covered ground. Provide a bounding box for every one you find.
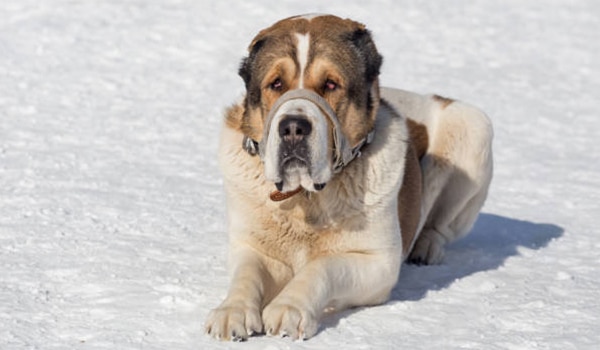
[1,0,598,349]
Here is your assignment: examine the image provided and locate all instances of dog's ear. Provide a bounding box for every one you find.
[238,38,266,88]
[347,25,382,122]
[238,37,267,108]
[349,27,383,84]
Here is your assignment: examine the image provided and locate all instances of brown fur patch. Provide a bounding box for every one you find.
[432,94,454,109]
[406,119,429,159]
[240,107,265,142]
[224,103,244,132]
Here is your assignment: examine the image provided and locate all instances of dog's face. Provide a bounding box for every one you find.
[239,14,382,192]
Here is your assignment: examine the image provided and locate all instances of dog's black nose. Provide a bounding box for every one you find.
[278,116,312,143]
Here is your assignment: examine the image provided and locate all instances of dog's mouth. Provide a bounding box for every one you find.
[281,156,308,170]
[278,143,311,188]
[275,153,327,193]
[273,135,330,192]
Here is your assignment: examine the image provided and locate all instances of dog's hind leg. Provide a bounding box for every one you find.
[408,99,493,265]
[407,154,451,265]
[409,159,483,265]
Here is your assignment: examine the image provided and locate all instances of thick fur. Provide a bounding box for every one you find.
[205,14,493,341]
[381,88,494,264]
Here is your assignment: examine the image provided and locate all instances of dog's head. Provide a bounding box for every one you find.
[238,14,382,193]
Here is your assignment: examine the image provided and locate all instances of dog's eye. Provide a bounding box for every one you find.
[324,79,338,92]
[269,78,283,91]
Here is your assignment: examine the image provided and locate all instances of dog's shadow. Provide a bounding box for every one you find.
[320,213,563,329]
[389,212,563,301]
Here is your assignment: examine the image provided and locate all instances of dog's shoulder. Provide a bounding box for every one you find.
[346,98,409,206]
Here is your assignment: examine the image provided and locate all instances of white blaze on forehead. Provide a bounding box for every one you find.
[294,33,310,89]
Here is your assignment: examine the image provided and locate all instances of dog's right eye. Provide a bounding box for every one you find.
[324,79,338,92]
[269,78,283,91]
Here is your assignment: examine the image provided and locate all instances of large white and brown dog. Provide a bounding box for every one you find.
[206,14,493,341]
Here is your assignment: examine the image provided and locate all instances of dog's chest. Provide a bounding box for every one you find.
[250,198,363,268]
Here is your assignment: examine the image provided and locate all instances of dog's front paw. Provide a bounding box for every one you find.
[408,228,446,265]
[262,300,318,340]
[205,302,262,341]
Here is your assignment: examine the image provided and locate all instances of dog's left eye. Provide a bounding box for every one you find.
[270,78,283,91]
[324,79,338,92]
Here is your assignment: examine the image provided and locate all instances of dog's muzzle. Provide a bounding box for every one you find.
[243,89,374,193]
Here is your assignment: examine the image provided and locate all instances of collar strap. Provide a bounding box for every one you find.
[341,128,375,171]
[242,89,375,173]
[243,135,259,156]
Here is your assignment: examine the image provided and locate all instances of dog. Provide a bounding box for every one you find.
[205,14,493,341]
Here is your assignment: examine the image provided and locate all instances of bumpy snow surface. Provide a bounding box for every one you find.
[1,1,598,349]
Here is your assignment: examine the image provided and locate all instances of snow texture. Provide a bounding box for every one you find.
[1,0,599,349]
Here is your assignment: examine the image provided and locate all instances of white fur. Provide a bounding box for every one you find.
[208,101,408,340]
[263,98,332,192]
[207,87,493,340]
[381,87,493,263]
[295,33,310,89]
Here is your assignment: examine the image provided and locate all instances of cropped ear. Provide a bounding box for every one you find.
[349,27,383,84]
[238,37,267,107]
[238,38,266,88]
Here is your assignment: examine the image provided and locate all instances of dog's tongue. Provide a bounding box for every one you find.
[270,186,303,201]
[269,182,327,201]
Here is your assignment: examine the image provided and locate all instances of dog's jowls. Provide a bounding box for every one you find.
[206,14,493,341]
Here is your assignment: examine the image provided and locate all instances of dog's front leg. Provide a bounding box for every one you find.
[262,250,401,340]
[205,247,268,341]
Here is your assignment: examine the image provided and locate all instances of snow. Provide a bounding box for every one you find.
[1,0,599,349]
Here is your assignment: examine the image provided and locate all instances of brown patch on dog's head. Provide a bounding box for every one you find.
[237,14,383,146]
[432,94,454,109]
[224,103,244,132]
[406,119,429,159]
